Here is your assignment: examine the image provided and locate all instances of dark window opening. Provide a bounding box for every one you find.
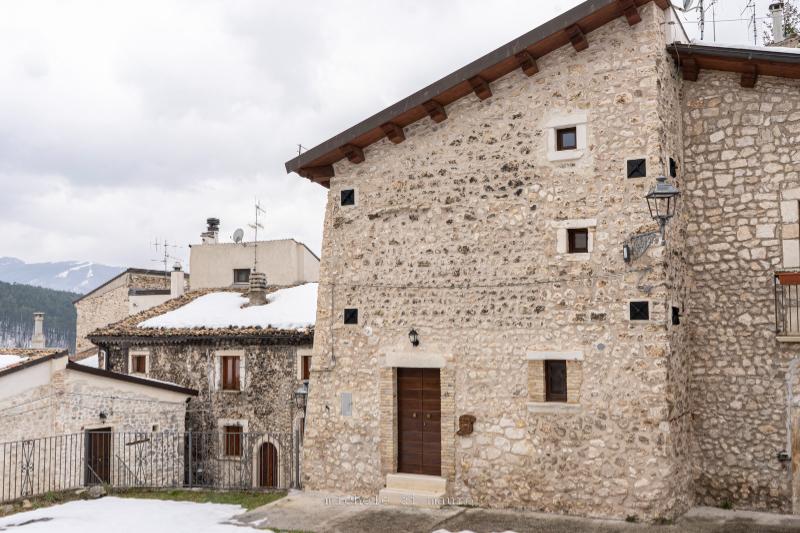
[545,360,567,402]
[627,158,647,178]
[556,127,577,151]
[672,306,681,325]
[301,355,311,381]
[221,356,241,391]
[669,157,677,178]
[567,228,589,254]
[344,308,359,325]
[340,189,356,206]
[224,425,243,456]
[234,269,250,284]
[132,355,146,374]
[630,301,650,321]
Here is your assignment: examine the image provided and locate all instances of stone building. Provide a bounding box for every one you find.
[73,267,189,356]
[284,0,800,521]
[0,349,196,501]
[88,280,317,488]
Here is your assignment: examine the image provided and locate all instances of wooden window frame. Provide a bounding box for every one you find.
[544,360,567,402]
[221,356,241,391]
[132,354,147,374]
[301,355,311,381]
[556,127,578,151]
[223,425,243,457]
[567,228,589,254]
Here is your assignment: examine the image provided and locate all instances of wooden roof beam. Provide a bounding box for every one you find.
[468,76,492,100]
[681,57,699,81]
[741,64,758,88]
[616,0,641,25]
[515,51,539,76]
[298,165,335,181]
[654,0,671,9]
[423,100,447,123]
[565,25,588,52]
[341,144,365,164]
[380,122,406,144]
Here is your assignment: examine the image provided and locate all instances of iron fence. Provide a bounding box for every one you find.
[0,430,295,504]
[775,276,800,335]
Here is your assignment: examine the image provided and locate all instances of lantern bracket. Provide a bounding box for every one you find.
[624,231,660,263]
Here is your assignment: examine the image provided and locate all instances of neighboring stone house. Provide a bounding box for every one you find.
[87,281,317,488]
[284,0,800,521]
[0,350,196,501]
[73,267,189,356]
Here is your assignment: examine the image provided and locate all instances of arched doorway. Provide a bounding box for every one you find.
[258,442,278,487]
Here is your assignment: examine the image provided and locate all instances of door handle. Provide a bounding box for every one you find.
[412,412,417,418]
[426,413,431,419]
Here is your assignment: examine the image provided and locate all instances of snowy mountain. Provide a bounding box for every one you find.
[0,257,124,294]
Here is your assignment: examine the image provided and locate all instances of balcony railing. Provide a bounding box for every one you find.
[775,272,800,337]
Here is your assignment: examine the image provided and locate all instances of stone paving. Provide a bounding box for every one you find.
[235,491,800,533]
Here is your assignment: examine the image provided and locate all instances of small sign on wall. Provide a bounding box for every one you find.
[341,392,352,417]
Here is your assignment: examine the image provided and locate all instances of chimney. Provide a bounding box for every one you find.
[170,262,185,298]
[201,217,220,245]
[248,271,268,306]
[770,2,786,43]
[31,312,45,349]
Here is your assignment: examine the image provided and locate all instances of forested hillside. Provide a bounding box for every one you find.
[0,280,78,353]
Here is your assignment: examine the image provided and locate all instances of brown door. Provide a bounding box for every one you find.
[258,443,278,487]
[85,428,111,485]
[397,368,441,476]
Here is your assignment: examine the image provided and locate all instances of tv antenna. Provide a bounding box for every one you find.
[248,200,266,272]
[151,239,182,276]
[675,0,717,41]
[742,0,758,45]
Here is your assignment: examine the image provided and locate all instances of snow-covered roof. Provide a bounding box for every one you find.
[138,283,317,330]
[0,354,28,370]
[89,283,318,340]
[689,39,800,56]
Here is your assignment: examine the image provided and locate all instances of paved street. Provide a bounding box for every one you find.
[236,491,800,533]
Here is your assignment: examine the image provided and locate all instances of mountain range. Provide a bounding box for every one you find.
[0,257,124,294]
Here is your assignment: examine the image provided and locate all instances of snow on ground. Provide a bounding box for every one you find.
[0,354,27,369]
[139,283,318,330]
[0,497,274,533]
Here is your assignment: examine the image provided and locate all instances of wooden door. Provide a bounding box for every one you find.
[397,368,441,476]
[85,428,111,485]
[258,443,278,487]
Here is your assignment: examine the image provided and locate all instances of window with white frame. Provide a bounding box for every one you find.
[216,350,246,392]
[128,348,149,376]
[546,113,588,162]
[553,219,597,260]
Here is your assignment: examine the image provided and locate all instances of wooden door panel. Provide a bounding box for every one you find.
[398,368,441,476]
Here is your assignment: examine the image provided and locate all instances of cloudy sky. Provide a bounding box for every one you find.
[0,0,782,268]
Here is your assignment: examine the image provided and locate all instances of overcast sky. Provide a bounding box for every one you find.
[0,0,782,268]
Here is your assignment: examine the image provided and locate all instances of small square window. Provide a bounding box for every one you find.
[627,158,647,179]
[545,360,567,402]
[223,425,243,456]
[669,158,677,178]
[629,301,650,321]
[340,189,356,206]
[132,355,147,374]
[567,228,589,254]
[556,127,577,151]
[344,308,359,325]
[233,269,250,284]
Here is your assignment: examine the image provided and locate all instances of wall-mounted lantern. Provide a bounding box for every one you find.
[294,382,309,412]
[645,176,680,243]
[408,329,420,347]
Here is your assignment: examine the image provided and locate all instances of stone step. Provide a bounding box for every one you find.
[385,473,448,493]
[378,487,447,509]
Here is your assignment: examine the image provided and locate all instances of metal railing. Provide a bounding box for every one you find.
[775,275,800,335]
[0,431,294,504]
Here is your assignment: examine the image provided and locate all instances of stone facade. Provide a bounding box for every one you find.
[302,4,696,521]
[682,70,800,513]
[74,270,180,354]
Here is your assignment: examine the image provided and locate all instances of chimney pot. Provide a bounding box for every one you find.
[201,217,220,245]
[31,312,45,349]
[770,2,786,43]
[171,262,185,298]
[248,271,268,306]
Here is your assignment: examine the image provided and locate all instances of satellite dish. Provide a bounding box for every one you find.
[232,228,244,243]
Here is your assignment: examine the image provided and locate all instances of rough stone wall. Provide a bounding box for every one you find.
[304,5,689,520]
[682,70,800,512]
